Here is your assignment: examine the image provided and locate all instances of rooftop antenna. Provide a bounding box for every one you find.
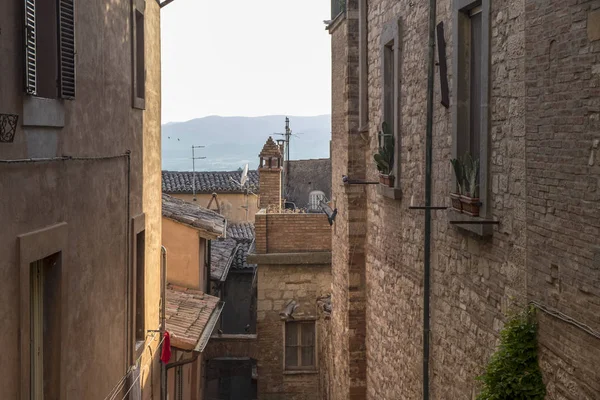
[240,163,249,187]
[274,117,303,196]
[191,145,206,201]
[229,164,257,221]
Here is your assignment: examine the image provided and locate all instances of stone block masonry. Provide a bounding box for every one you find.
[327,0,600,399]
[254,208,333,399]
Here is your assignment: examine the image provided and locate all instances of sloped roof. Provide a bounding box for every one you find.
[162,170,259,194]
[211,223,256,280]
[232,240,256,270]
[285,158,331,208]
[165,285,222,351]
[210,238,239,281]
[226,222,255,243]
[162,194,226,238]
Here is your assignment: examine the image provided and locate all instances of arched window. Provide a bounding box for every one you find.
[308,190,326,211]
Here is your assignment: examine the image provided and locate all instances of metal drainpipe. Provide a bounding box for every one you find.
[160,246,167,400]
[424,0,437,399]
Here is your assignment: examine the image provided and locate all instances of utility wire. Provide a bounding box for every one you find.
[104,332,163,400]
[529,300,600,341]
[0,153,130,164]
[111,334,166,400]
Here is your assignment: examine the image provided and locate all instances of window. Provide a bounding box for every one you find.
[30,253,61,399]
[285,321,316,370]
[24,0,76,99]
[132,0,146,109]
[453,0,490,221]
[308,190,326,211]
[380,18,401,189]
[135,230,145,341]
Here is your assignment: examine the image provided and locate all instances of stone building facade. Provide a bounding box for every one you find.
[0,0,162,398]
[328,1,600,399]
[247,138,333,400]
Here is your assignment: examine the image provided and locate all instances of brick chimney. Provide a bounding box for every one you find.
[258,137,283,210]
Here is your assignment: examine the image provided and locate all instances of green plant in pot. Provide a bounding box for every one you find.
[450,157,464,212]
[374,122,395,187]
[461,153,480,216]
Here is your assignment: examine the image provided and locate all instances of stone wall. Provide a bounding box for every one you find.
[256,263,331,400]
[328,1,369,398]
[328,0,600,399]
[525,1,600,398]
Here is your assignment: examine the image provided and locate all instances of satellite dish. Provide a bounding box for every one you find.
[240,163,249,187]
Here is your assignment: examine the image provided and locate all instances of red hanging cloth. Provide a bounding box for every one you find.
[160,331,171,364]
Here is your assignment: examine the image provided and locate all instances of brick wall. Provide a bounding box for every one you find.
[256,264,332,400]
[259,167,282,210]
[254,211,332,254]
[328,0,600,399]
[525,1,600,397]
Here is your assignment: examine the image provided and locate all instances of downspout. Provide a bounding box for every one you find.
[423,0,437,399]
[160,246,167,400]
[125,150,132,372]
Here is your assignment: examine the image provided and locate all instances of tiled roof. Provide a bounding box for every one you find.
[232,240,256,270]
[285,158,331,208]
[162,170,259,194]
[165,285,222,351]
[162,194,226,238]
[226,222,255,243]
[259,136,282,158]
[210,238,238,281]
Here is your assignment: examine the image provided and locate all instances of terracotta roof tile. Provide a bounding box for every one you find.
[162,170,259,194]
[162,194,226,237]
[165,285,221,350]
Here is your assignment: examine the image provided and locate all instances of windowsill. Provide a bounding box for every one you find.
[23,96,65,127]
[283,369,319,375]
[377,184,402,200]
[447,209,494,237]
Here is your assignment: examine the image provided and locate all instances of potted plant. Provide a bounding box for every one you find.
[450,157,463,212]
[461,153,480,217]
[374,122,395,187]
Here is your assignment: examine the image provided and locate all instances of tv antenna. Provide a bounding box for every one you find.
[191,145,206,201]
[274,117,303,195]
[229,163,257,221]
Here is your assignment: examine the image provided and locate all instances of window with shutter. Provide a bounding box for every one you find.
[24,0,36,95]
[24,0,76,100]
[58,0,76,99]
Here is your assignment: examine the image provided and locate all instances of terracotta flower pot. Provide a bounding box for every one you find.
[379,174,395,187]
[460,195,480,217]
[450,193,462,213]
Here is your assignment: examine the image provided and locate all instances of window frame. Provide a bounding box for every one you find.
[132,0,146,109]
[18,222,67,400]
[283,319,317,371]
[131,213,146,360]
[380,17,402,190]
[452,0,491,220]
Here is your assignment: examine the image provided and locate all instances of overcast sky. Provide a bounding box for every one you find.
[160,0,332,124]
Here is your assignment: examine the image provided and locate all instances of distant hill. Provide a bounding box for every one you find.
[162,115,331,171]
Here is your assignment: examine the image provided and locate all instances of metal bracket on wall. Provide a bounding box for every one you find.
[409,206,448,210]
[342,175,379,185]
[0,114,18,143]
[449,220,499,225]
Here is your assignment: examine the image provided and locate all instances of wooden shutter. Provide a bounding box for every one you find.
[58,0,75,99]
[24,0,36,95]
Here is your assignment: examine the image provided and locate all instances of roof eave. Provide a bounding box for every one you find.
[194,301,225,353]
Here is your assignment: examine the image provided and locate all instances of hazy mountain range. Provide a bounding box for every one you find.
[162,115,331,171]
